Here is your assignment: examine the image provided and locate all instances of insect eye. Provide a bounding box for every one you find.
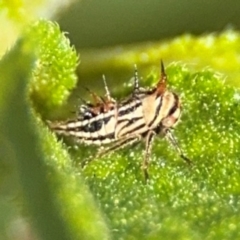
[79,106,96,120]
[83,112,93,119]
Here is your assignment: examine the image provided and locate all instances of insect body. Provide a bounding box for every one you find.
[50,61,191,181]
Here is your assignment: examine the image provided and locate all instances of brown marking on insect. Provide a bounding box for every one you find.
[155,60,167,97]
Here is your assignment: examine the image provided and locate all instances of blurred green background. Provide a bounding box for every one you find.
[58,0,240,48]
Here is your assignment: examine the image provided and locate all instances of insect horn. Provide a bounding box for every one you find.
[156,60,167,95]
[102,75,111,100]
[102,75,116,105]
[133,64,140,93]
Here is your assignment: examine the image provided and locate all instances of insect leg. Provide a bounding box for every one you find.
[82,136,141,168]
[97,136,140,158]
[165,129,192,165]
[142,131,156,182]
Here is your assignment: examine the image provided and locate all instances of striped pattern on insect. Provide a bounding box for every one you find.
[49,61,191,181]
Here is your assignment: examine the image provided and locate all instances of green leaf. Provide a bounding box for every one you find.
[0,20,109,240]
[24,20,79,115]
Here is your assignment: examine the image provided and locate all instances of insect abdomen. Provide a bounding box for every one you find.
[50,111,118,145]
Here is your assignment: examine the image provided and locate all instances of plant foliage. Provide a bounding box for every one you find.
[1,19,240,240]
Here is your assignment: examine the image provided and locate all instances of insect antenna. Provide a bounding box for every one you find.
[77,95,88,105]
[83,86,104,104]
[142,131,156,182]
